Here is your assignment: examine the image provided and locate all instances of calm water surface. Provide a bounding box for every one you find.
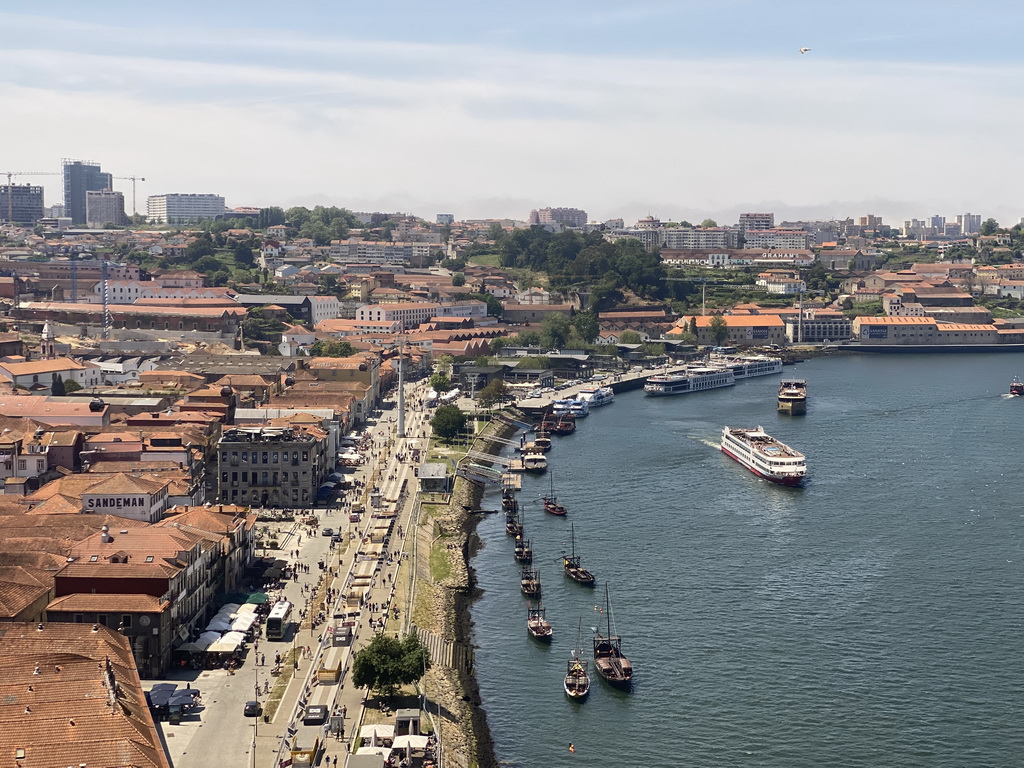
[469,354,1024,768]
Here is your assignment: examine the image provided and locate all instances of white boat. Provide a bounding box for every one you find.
[523,453,548,473]
[710,354,784,379]
[577,386,614,407]
[720,426,806,486]
[551,399,573,415]
[644,366,735,396]
[567,399,590,417]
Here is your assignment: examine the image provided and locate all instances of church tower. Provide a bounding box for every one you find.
[40,322,56,360]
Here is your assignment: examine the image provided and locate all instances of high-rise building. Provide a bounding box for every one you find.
[63,159,112,225]
[436,213,454,225]
[86,190,127,227]
[529,207,588,227]
[956,213,982,234]
[858,214,883,229]
[0,184,44,224]
[738,212,774,232]
[928,215,946,230]
[146,193,226,224]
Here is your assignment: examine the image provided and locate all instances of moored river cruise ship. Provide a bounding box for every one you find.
[644,366,735,397]
[720,426,807,486]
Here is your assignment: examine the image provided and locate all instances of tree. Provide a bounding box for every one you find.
[309,339,355,357]
[540,313,572,349]
[981,218,1000,236]
[429,372,453,393]
[451,272,466,287]
[477,379,509,408]
[431,404,467,441]
[618,330,642,344]
[50,375,65,397]
[351,633,430,699]
[700,218,718,228]
[571,310,599,344]
[435,355,455,376]
[709,315,729,346]
[487,222,505,241]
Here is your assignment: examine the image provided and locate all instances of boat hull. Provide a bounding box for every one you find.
[777,398,807,414]
[594,660,633,689]
[720,443,804,486]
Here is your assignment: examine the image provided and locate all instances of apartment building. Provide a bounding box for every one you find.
[0,184,44,224]
[742,228,811,250]
[216,425,330,508]
[86,190,127,227]
[529,207,588,227]
[738,212,774,232]
[663,227,741,250]
[147,193,226,224]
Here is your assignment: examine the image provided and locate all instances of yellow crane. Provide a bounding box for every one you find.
[111,175,146,216]
[3,171,60,224]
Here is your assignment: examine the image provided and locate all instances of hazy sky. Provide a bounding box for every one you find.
[4,1,1024,226]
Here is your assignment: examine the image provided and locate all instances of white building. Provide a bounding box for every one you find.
[279,324,316,356]
[147,194,226,224]
[742,229,812,250]
[738,212,774,232]
[756,271,807,295]
[309,296,342,324]
[663,227,741,250]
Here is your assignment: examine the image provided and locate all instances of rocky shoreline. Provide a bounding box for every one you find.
[416,413,518,768]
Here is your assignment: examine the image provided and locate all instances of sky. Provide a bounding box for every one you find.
[3,0,1024,227]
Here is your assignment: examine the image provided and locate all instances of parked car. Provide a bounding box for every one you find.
[331,534,343,543]
[244,700,262,717]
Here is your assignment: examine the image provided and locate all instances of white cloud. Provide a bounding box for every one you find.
[4,30,1024,226]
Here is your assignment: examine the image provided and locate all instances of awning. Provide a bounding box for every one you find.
[339,452,362,461]
[231,614,257,632]
[245,593,269,605]
[206,618,233,633]
[360,724,394,742]
[206,631,246,653]
[392,735,429,750]
[195,631,223,651]
[175,642,202,653]
[355,747,392,758]
[236,603,259,615]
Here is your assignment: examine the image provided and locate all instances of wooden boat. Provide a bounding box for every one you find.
[542,473,568,517]
[533,432,552,452]
[562,524,595,585]
[501,489,517,511]
[520,567,541,598]
[592,585,632,689]
[526,603,552,642]
[549,413,576,435]
[1011,375,1024,396]
[513,536,533,563]
[564,618,590,699]
[505,510,523,537]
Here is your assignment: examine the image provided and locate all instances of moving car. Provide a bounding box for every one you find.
[321,527,333,537]
[244,700,262,717]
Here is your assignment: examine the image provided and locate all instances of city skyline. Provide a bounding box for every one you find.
[4,1,1024,225]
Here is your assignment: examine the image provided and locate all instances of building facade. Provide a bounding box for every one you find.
[147,194,226,224]
[663,227,741,250]
[86,190,128,227]
[216,425,330,508]
[63,159,113,225]
[529,207,588,227]
[738,212,774,232]
[0,184,44,224]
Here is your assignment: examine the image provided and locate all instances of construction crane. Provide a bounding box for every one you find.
[111,175,146,217]
[3,171,61,224]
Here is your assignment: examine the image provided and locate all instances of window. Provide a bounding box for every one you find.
[262,452,268,464]
[272,452,278,463]
[121,615,132,629]
[145,555,154,563]
[241,471,248,482]
[17,460,25,471]
[241,452,248,463]
[302,452,309,462]
[74,614,84,623]
[89,555,98,562]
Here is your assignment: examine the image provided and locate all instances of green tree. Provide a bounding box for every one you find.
[241,308,285,342]
[540,313,572,349]
[351,633,430,699]
[700,218,718,228]
[487,222,505,241]
[709,315,729,346]
[435,355,454,376]
[981,218,1000,236]
[451,272,466,287]
[431,404,467,441]
[309,339,355,357]
[618,330,642,344]
[50,375,65,396]
[184,233,216,263]
[259,207,286,228]
[570,310,599,344]
[63,379,82,393]
[429,372,453,393]
[476,379,509,408]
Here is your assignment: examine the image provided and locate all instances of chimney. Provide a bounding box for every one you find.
[100,524,111,543]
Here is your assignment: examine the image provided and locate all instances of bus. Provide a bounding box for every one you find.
[265,600,292,640]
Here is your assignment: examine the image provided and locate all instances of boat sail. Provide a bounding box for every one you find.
[543,472,567,516]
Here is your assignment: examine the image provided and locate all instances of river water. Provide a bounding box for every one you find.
[468,353,1024,768]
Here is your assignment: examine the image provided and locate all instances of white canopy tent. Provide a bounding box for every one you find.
[195,631,223,651]
[206,618,233,633]
[355,747,391,758]
[391,735,429,750]
[207,630,246,653]
[231,613,257,632]
[359,724,394,746]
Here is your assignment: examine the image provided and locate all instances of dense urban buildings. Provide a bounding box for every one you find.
[147,193,227,224]
[62,159,113,225]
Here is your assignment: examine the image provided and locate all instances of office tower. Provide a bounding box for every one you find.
[63,159,113,225]
[0,184,44,224]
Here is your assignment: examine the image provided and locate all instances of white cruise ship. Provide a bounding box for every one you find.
[710,354,784,379]
[577,386,614,407]
[720,426,806,486]
[643,366,735,397]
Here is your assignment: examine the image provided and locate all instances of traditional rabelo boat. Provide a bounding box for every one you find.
[542,473,568,517]
[533,431,552,452]
[513,535,533,563]
[520,567,542,598]
[562,524,595,585]
[526,603,553,642]
[554,413,576,435]
[505,510,523,537]
[501,489,517,511]
[564,618,590,699]
[593,585,632,689]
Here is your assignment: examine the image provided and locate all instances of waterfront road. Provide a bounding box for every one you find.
[147,379,435,768]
